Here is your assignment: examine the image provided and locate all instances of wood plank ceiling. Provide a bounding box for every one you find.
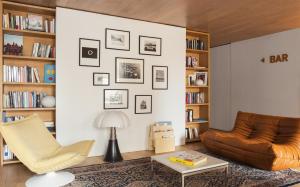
[11,0,300,47]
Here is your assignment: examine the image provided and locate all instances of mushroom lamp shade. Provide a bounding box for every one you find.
[96,111,129,162]
[97,111,129,128]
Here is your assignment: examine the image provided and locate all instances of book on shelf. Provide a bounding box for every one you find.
[185,127,200,140]
[192,118,208,123]
[169,151,207,166]
[2,13,55,33]
[3,65,40,83]
[2,112,25,122]
[3,34,23,56]
[186,92,205,104]
[44,121,55,132]
[186,109,193,122]
[32,43,55,58]
[44,64,56,83]
[186,38,205,50]
[186,56,199,67]
[186,72,208,86]
[2,91,48,108]
[3,144,16,161]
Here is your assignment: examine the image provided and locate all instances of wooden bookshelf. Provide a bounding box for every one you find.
[185,30,210,143]
[0,1,56,165]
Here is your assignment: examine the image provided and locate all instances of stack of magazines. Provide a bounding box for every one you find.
[169,151,207,166]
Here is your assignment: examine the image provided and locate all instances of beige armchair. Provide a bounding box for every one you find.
[0,114,94,187]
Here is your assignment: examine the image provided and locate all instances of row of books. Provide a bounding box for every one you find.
[32,43,55,58]
[186,39,205,50]
[186,56,198,67]
[2,13,55,33]
[186,72,208,86]
[186,92,205,104]
[3,91,47,108]
[3,65,40,83]
[185,127,200,140]
[3,144,16,161]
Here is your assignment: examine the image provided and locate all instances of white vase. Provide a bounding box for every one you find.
[41,96,56,108]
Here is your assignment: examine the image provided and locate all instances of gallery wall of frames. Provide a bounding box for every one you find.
[56,7,186,156]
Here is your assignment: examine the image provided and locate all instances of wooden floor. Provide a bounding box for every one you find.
[0,143,202,187]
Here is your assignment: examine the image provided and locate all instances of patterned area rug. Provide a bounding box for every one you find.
[65,151,300,187]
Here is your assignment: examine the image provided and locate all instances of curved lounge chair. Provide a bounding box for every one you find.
[0,114,94,187]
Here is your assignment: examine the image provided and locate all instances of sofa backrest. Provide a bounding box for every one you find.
[233,111,300,144]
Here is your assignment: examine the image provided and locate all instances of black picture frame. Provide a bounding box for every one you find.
[105,28,130,51]
[115,57,144,84]
[139,35,162,56]
[93,73,110,86]
[79,38,101,67]
[152,66,168,90]
[135,95,152,114]
[103,89,129,109]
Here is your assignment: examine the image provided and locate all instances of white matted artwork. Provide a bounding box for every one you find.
[139,36,161,56]
[115,57,144,84]
[104,89,128,109]
[152,66,168,90]
[93,73,109,86]
[105,28,130,51]
[135,95,152,114]
[79,38,100,67]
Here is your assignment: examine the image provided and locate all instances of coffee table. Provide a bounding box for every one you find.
[151,150,229,187]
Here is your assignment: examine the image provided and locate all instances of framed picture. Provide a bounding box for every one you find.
[105,28,130,51]
[135,95,152,114]
[104,89,128,109]
[195,72,208,86]
[115,57,144,84]
[28,14,43,31]
[139,36,162,56]
[152,66,168,90]
[93,73,110,86]
[79,38,100,67]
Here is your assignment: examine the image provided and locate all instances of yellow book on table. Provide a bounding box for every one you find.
[169,152,207,166]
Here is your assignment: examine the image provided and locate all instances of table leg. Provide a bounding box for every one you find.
[182,174,185,187]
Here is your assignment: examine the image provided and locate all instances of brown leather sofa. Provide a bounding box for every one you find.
[201,111,300,171]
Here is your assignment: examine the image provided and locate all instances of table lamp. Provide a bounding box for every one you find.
[96,111,129,162]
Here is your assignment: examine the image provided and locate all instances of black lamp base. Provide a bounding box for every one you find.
[104,127,123,163]
[104,139,123,162]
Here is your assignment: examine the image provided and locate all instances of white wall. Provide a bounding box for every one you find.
[211,28,300,130]
[56,8,186,156]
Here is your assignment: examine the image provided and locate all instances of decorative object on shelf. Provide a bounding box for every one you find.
[3,34,23,55]
[79,38,100,67]
[115,57,144,84]
[105,28,130,51]
[104,89,129,109]
[186,56,199,67]
[152,66,168,90]
[195,72,207,86]
[186,72,207,86]
[139,36,162,56]
[41,96,56,108]
[28,14,43,31]
[93,73,110,86]
[96,111,130,162]
[44,64,56,83]
[135,95,152,114]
